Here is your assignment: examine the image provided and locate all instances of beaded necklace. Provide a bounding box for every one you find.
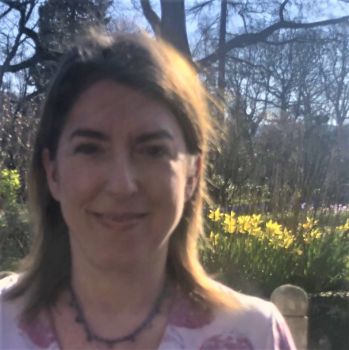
[68,283,168,348]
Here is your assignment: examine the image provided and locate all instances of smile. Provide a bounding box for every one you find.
[89,211,148,228]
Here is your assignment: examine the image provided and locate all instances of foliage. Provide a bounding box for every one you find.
[209,175,271,212]
[309,292,349,350]
[210,113,349,213]
[201,208,349,297]
[0,95,39,188]
[0,169,30,270]
[0,169,20,206]
[31,0,112,89]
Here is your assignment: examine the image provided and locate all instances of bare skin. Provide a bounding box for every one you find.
[51,268,171,350]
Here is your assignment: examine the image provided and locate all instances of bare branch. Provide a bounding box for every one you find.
[187,0,213,15]
[24,87,43,101]
[1,54,39,73]
[238,11,248,32]
[279,0,289,22]
[24,0,36,20]
[140,0,161,35]
[0,6,11,20]
[228,55,273,75]
[264,37,333,46]
[198,15,349,66]
[284,16,349,29]
[1,0,24,11]
[0,1,28,85]
[22,26,39,46]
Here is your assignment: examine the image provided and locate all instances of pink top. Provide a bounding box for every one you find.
[0,274,296,349]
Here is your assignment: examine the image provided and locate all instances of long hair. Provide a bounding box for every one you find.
[6,30,237,319]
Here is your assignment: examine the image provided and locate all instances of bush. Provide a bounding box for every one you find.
[0,169,30,270]
[308,292,349,350]
[201,208,349,297]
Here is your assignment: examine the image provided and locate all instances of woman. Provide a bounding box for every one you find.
[0,31,296,349]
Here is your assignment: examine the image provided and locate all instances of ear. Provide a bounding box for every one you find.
[42,148,60,202]
[185,155,201,202]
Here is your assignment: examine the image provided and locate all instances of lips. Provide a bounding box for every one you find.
[89,211,148,229]
[94,212,147,221]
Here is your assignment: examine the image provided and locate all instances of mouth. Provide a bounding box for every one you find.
[88,211,148,228]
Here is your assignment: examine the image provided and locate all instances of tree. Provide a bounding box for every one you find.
[30,0,111,91]
[139,1,349,63]
[140,0,191,58]
[0,0,37,88]
[0,0,112,93]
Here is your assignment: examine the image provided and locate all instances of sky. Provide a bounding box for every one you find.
[1,0,349,92]
[114,0,349,52]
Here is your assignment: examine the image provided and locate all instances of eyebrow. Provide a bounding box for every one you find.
[69,128,107,141]
[69,128,174,143]
[135,130,174,143]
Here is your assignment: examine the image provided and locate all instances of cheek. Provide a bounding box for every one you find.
[151,162,188,210]
[57,161,102,202]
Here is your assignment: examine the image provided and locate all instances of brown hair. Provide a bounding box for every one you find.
[6,30,237,319]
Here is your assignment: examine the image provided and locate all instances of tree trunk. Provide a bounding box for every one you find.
[218,0,227,94]
[160,0,191,59]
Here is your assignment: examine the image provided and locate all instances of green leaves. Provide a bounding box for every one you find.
[201,208,349,296]
[0,168,21,206]
[0,169,30,271]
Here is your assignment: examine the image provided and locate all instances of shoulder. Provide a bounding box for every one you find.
[164,282,296,349]
[0,273,24,323]
[0,273,30,348]
[223,284,278,317]
[0,273,58,349]
[211,283,280,327]
[0,273,19,296]
[0,272,21,316]
[211,284,297,350]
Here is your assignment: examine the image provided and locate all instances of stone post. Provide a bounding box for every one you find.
[271,284,308,350]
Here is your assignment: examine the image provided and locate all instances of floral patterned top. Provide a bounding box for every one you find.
[1,274,296,349]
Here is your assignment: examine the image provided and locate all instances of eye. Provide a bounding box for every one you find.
[73,143,102,155]
[139,144,171,158]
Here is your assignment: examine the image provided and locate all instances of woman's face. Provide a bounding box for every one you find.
[43,80,199,270]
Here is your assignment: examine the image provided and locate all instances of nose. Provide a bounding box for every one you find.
[104,153,138,198]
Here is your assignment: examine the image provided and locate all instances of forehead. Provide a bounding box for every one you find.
[62,80,184,139]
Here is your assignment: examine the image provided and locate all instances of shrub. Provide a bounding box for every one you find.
[201,208,349,297]
[0,168,21,205]
[0,169,30,270]
[309,292,349,350]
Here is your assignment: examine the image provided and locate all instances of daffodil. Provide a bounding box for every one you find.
[208,208,222,222]
[223,211,237,233]
[336,219,349,232]
[249,214,263,237]
[302,216,318,230]
[237,215,253,234]
[266,220,283,236]
[303,228,321,243]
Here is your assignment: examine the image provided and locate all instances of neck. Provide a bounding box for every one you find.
[70,251,168,315]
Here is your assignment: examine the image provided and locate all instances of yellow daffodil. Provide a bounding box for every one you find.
[208,208,222,222]
[302,216,318,230]
[237,215,253,234]
[336,219,349,232]
[266,220,283,236]
[303,228,322,243]
[223,213,237,233]
[249,214,263,237]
